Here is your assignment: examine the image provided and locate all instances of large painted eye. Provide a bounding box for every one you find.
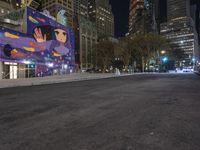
[63,32,67,36]
[55,31,59,35]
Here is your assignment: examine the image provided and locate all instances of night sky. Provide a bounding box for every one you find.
[109,0,130,38]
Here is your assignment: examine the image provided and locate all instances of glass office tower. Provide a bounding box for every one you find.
[160,0,199,67]
[167,0,190,21]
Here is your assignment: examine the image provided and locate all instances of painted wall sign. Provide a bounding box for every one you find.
[0,7,75,75]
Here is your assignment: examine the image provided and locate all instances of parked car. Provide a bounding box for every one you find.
[175,68,183,73]
[182,67,193,72]
[85,68,101,73]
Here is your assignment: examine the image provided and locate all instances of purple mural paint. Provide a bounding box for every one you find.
[0,7,75,76]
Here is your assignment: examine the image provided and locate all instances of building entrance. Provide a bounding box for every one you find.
[3,62,18,79]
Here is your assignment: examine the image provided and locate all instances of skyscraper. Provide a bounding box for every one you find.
[167,0,190,21]
[88,0,114,39]
[0,0,22,15]
[0,0,40,32]
[190,0,200,44]
[74,0,88,18]
[129,0,144,34]
[88,0,96,22]
[73,0,97,70]
[160,0,199,67]
[0,0,41,13]
[145,0,157,33]
[129,0,157,34]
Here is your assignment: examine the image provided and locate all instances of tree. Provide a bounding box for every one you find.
[130,33,171,72]
[168,42,185,68]
[94,33,181,73]
[114,37,133,72]
[95,40,115,72]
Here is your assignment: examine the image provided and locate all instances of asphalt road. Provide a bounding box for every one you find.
[0,73,200,150]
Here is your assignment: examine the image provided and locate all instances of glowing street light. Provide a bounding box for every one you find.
[161,50,166,54]
[162,57,168,63]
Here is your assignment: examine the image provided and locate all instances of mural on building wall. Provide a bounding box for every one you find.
[0,7,75,76]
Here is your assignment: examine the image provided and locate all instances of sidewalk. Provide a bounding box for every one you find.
[0,73,121,89]
[0,72,193,89]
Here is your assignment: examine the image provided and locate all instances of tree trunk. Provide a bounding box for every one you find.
[142,56,145,72]
[103,65,106,73]
[125,65,128,72]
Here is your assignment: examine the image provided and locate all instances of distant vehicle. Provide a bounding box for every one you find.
[154,65,159,72]
[81,69,86,73]
[182,67,193,72]
[86,68,101,73]
[176,68,183,73]
[86,68,95,73]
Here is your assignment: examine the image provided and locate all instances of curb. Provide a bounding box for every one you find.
[0,74,124,89]
[194,71,200,76]
[0,72,191,89]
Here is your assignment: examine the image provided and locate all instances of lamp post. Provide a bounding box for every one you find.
[161,56,168,72]
[158,50,167,72]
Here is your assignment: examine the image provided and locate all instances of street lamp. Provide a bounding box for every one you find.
[161,50,166,54]
[162,57,168,63]
[161,56,168,72]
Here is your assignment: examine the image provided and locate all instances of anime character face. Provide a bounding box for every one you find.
[54,29,67,44]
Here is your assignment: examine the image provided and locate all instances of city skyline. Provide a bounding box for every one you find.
[0,0,199,75]
[110,0,199,38]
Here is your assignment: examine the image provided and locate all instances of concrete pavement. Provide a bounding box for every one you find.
[0,73,200,150]
[0,73,118,88]
[0,72,194,89]
[0,72,161,89]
